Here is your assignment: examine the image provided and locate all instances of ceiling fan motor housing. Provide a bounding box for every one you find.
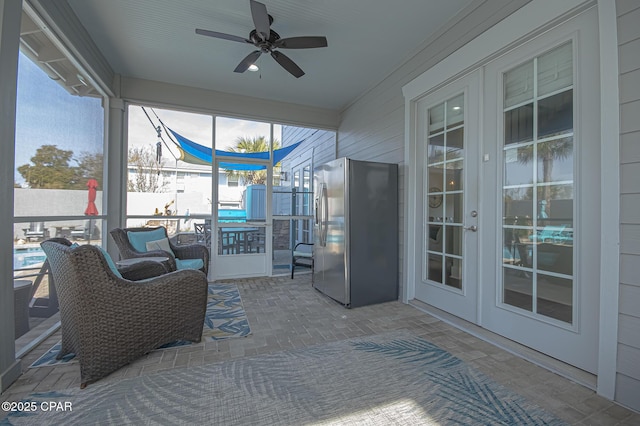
[249,28,281,52]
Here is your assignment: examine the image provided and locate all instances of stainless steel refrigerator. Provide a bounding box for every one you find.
[313,158,398,308]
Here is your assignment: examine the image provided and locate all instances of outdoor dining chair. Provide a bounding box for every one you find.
[23,221,48,242]
[291,242,314,279]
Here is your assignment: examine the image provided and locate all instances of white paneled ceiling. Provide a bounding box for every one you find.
[66,0,473,110]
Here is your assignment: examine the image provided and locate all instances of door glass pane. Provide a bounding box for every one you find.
[504,104,533,145]
[428,225,442,251]
[501,42,574,324]
[427,253,443,283]
[444,225,462,256]
[538,90,573,138]
[428,135,445,164]
[445,193,463,223]
[504,60,534,108]
[504,146,534,186]
[446,128,464,156]
[537,42,573,97]
[536,138,573,182]
[503,188,533,224]
[536,185,573,226]
[446,94,464,127]
[537,274,573,323]
[503,268,533,311]
[424,93,465,290]
[446,257,462,289]
[445,166,463,191]
[429,103,445,133]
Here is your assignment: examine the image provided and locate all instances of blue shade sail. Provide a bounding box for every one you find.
[168,128,302,170]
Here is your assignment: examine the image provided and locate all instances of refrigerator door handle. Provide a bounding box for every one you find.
[321,185,328,247]
[315,199,318,224]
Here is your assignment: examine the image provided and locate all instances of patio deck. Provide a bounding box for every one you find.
[2,275,638,424]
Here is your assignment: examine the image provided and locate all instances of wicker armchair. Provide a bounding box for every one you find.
[40,239,208,388]
[110,226,209,276]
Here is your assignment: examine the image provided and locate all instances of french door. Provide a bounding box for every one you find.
[413,9,599,373]
[414,71,480,323]
[480,11,599,373]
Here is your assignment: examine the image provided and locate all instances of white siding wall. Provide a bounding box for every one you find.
[616,0,640,412]
[281,126,337,174]
[337,0,530,300]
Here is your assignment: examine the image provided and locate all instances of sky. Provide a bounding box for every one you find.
[15,52,103,185]
[15,51,284,185]
[127,105,282,164]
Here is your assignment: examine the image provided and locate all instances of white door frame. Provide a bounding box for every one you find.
[402,0,619,398]
[212,155,271,280]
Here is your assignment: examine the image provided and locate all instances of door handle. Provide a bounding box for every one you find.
[315,198,319,225]
[464,225,477,232]
[321,185,328,247]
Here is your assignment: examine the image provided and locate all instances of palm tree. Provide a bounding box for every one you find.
[225,136,281,185]
[517,136,573,218]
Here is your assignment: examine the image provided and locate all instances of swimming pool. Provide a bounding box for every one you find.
[14,247,46,270]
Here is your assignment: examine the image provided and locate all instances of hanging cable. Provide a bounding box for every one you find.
[140,106,178,161]
[151,107,180,149]
[155,125,162,175]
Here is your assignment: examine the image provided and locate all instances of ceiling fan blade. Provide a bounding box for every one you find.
[274,36,328,49]
[250,0,270,41]
[234,50,262,73]
[271,51,304,78]
[196,29,250,44]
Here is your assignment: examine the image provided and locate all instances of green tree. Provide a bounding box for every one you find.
[225,136,281,185]
[76,152,104,189]
[127,145,166,192]
[17,144,80,189]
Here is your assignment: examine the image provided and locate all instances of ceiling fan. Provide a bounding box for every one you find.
[195,0,328,78]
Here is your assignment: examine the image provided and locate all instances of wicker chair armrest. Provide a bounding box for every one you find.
[118,260,168,280]
[170,243,210,275]
[172,243,209,260]
[122,249,177,271]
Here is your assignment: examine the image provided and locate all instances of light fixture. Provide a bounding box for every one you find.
[452,106,461,111]
[248,64,259,72]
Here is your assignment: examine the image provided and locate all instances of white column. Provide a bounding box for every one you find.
[105,96,127,258]
[0,0,24,392]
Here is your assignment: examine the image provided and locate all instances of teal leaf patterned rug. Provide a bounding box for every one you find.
[29,283,250,368]
[8,331,565,425]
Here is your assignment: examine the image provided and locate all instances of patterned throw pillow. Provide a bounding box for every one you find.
[127,228,166,252]
[145,238,175,258]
